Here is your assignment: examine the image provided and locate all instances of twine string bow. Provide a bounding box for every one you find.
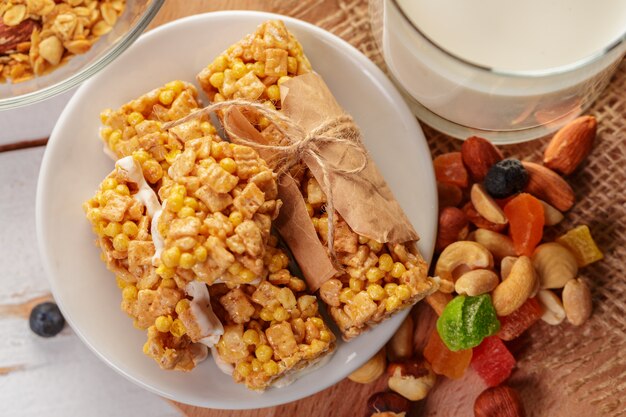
[163,99,368,266]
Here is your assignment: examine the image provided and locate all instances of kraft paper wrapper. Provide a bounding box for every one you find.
[223,73,419,291]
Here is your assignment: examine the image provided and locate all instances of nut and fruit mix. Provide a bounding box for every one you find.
[352,118,603,417]
[196,20,435,340]
[85,79,337,389]
[0,0,126,83]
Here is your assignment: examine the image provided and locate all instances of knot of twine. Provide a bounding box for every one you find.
[163,99,368,267]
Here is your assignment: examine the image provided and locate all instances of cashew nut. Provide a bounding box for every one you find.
[474,228,516,260]
[537,289,566,325]
[532,242,578,289]
[491,256,536,316]
[562,278,592,326]
[454,269,499,296]
[470,184,508,225]
[434,241,494,283]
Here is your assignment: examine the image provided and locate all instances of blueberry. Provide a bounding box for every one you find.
[484,159,528,198]
[29,302,65,337]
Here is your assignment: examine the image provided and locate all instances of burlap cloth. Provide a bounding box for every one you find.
[307,1,625,415]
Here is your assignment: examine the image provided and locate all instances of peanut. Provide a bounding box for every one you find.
[537,289,566,325]
[455,269,499,296]
[562,278,592,326]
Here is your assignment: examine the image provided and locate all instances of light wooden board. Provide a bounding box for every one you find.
[0,147,182,417]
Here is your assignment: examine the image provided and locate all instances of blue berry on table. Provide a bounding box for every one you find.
[29,302,65,337]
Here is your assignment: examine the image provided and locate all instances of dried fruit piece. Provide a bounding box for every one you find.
[497,297,543,341]
[556,225,603,267]
[461,136,504,181]
[472,336,516,387]
[437,294,500,351]
[474,385,526,417]
[503,194,544,256]
[436,207,469,251]
[463,202,507,233]
[0,19,39,54]
[522,162,574,211]
[484,159,528,199]
[434,152,469,188]
[424,328,472,379]
[544,115,597,175]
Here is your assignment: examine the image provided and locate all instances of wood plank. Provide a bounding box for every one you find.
[0,147,183,417]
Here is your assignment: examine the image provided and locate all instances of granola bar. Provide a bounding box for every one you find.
[83,160,217,371]
[197,20,435,340]
[210,240,335,390]
[99,80,213,181]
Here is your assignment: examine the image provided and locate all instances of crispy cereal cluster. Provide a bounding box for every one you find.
[304,174,432,339]
[197,20,311,108]
[154,136,282,286]
[211,239,335,390]
[0,0,126,83]
[83,161,207,371]
[99,80,214,182]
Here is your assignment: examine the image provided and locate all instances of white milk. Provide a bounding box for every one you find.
[398,0,626,71]
[379,0,626,140]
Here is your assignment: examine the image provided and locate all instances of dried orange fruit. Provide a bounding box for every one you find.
[556,225,603,267]
[503,193,544,256]
[424,328,472,379]
[434,152,469,188]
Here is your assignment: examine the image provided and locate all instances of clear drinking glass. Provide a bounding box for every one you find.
[0,0,164,110]
[369,0,626,143]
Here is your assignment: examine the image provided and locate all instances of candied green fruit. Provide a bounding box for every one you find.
[437,294,500,351]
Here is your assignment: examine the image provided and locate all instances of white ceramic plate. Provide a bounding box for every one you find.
[36,11,437,409]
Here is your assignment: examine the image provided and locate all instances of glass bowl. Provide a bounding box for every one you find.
[0,0,164,110]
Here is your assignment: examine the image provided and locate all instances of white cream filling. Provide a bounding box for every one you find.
[186,281,224,348]
[114,156,165,265]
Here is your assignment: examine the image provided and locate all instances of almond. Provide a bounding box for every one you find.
[544,115,597,175]
[539,199,564,226]
[0,19,38,55]
[436,207,469,252]
[521,162,574,211]
[461,136,504,181]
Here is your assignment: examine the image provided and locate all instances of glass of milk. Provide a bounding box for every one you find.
[369,0,626,143]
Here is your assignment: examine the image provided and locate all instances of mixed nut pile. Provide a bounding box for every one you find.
[0,0,125,83]
[350,115,604,417]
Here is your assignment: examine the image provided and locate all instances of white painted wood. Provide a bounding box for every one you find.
[0,147,182,417]
[0,90,74,145]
